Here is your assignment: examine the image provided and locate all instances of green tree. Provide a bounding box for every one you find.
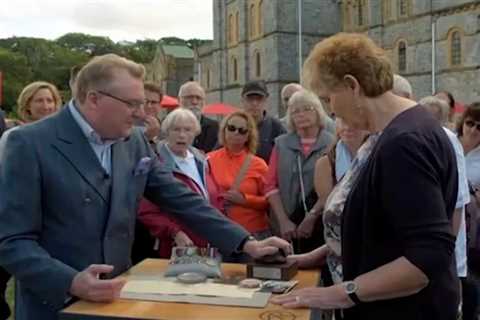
[56,32,119,56]
[186,38,211,49]
[121,39,159,64]
[0,48,33,113]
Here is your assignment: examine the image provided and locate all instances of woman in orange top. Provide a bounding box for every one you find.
[207,111,270,238]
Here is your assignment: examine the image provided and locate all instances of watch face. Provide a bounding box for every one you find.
[345,281,357,294]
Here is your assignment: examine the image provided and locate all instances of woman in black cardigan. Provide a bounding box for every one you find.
[272,32,459,320]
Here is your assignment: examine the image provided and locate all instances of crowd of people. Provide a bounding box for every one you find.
[0,32,479,320]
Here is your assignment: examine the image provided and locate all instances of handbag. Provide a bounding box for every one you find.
[289,155,324,254]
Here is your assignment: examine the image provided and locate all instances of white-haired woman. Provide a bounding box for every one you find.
[138,108,210,258]
[265,90,334,253]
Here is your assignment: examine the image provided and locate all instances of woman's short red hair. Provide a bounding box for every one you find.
[303,32,394,97]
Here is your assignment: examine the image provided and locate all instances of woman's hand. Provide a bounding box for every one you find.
[222,190,246,205]
[296,214,318,238]
[270,285,353,310]
[174,231,194,247]
[143,116,161,141]
[475,189,480,204]
[278,218,297,241]
[287,245,329,269]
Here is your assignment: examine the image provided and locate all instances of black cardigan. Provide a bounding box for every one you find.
[341,106,459,320]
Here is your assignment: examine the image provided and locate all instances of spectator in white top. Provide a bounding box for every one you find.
[420,96,470,276]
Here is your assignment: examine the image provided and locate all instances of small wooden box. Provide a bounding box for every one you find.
[246,260,298,281]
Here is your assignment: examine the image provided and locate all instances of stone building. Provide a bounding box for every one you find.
[146,44,194,97]
[343,0,480,103]
[196,0,340,116]
[197,0,480,115]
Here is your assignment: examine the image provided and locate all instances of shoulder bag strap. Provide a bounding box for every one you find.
[231,153,254,191]
[297,155,309,214]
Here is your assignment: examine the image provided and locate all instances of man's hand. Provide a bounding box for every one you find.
[144,116,161,142]
[174,231,194,247]
[69,264,126,302]
[242,236,292,259]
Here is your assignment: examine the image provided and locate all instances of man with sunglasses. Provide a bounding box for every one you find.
[241,80,286,163]
[0,54,291,320]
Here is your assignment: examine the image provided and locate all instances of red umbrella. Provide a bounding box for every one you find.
[161,95,179,108]
[454,102,465,114]
[202,103,238,115]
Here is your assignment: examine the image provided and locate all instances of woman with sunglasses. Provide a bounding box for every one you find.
[458,103,480,189]
[207,111,271,250]
[457,103,480,300]
[265,90,334,254]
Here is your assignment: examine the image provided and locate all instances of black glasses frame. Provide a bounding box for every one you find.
[226,124,249,135]
[97,90,145,110]
[465,119,480,131]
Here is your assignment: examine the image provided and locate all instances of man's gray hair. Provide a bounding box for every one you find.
[161,108,201,136]
[178,82,205,99]
[392,74,413,99]
[419,96,450,125]
[281,83,303,99]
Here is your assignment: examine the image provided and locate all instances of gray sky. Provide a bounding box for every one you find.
[0,0,213,42]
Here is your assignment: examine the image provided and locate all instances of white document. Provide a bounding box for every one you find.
[122,280,258,299]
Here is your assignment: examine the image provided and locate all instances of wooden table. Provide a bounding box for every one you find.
[60,259,319,320]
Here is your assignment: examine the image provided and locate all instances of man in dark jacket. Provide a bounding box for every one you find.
[241,81,286,163]
[0,108,9,319]
[178,81,218,153]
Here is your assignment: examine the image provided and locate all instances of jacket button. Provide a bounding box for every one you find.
[84,197,92,204]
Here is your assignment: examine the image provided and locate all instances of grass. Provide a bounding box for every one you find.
[5,279,13,320]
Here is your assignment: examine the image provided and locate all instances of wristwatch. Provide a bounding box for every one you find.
[343,281,362,305]
[237,235,256,253]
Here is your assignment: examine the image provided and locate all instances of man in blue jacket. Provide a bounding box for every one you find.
[0,54,290,320]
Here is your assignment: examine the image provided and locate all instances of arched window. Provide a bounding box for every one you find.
[357,0,364,26]
[249,4,256,38]
[257,0,263,36]
[398,41,407,72]
[228,13,234,44]
[234,11,239,43]
[450,30,462,66]
[399,0,408,17]
[231,56,238,82]
[255,51,261,77]
[344,2,352,28]
[383,0,392,21]
[206,68,211,89]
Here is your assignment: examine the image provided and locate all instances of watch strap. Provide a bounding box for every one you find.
[348,291,362,305]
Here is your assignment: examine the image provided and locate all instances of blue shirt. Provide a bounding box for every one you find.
[68,101,116,175]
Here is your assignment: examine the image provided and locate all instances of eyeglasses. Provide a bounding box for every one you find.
[97,90,145,110]
[226,124,249,135]
[181,94,204,101]
[290,105,315,115]
[465,119,480,131]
